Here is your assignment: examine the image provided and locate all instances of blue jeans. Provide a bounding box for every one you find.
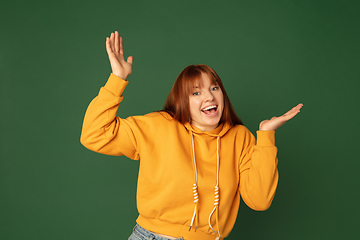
[128,224,184,240]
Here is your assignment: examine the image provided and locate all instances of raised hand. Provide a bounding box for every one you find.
[259,103,303,131]
[106,31,133,80]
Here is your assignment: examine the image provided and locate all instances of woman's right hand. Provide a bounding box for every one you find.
[106,31,133,80]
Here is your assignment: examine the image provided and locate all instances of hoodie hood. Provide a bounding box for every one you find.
[184,122,232,138]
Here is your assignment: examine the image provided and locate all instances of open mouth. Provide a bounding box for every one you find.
[201,105,218,115]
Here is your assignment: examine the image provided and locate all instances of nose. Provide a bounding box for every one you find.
[204,90,214,101]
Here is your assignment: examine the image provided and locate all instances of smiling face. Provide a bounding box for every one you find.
[189,72,224,132]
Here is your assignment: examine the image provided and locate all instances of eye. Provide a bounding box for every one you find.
[211,86,219,91]
[192,92,200,96]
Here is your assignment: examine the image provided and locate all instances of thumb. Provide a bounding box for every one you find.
[127,56,133,65]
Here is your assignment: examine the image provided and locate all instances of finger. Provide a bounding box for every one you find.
[289,103,303,112]
[114,31,120,53]
[284,103,303,116]
[289,104,303,116]
[285,106,297,115]
[293,103,303,111]
[105,37,112,55]
[283,108,301,121]
[119,36,124,55]
[127,56,133,65]
[295,103,303,111]
[110,32,115,52]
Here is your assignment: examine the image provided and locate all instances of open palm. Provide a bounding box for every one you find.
[259,104,303,131]
[106,31,133,80]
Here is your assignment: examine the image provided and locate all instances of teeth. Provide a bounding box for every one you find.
[202,105,217,111]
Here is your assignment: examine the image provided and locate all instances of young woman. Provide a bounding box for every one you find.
[80,31,303,240]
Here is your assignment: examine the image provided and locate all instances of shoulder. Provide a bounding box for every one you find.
[231,124,252,135]
[143,111,173,120]
[227,124,255,143]
[124,111,184,138]
[126,111,177,127]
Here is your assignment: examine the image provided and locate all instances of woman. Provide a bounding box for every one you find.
[80,31,303,240]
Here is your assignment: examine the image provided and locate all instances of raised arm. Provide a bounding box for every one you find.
[80,32,138,158]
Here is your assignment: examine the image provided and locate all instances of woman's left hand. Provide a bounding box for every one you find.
[259,103,303,131]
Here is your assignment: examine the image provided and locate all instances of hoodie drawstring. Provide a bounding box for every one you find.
[189,131,199,231]
[208,136,221,239]
[189,131,221,239]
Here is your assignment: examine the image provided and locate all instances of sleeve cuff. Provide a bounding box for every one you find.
[256,131,275,146]
[104,73,129,97]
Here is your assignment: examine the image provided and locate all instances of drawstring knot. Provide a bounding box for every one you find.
[214,186,219,206]
[193,184,199,203]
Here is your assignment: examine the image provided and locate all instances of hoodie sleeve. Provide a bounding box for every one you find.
[238,129,279,211]
[80,74,140,160]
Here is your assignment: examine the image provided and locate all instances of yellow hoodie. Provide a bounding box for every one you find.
[80,74,279,240]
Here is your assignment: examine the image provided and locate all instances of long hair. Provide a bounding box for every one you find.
[163,64,243,126]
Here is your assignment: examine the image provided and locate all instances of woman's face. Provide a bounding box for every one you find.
[189,72,224,132]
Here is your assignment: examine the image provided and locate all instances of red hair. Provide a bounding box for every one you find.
[163,64,243,126]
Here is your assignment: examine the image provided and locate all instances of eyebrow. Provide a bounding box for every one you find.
[192,82,218,89]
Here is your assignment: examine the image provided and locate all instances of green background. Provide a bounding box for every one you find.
[1,0,359,239]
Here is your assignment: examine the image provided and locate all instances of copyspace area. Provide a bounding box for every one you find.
[1,1,359,239]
